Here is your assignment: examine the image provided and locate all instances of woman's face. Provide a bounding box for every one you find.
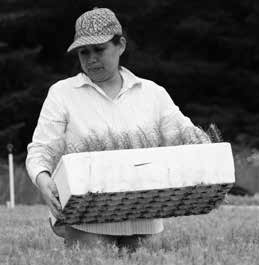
[77,37,126,83]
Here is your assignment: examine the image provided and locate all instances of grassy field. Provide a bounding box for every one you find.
[1,205,259,265]
[224,194,259,205]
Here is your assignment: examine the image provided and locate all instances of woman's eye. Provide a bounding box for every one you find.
[94,47,105,53]
[79,46,105,56]
[80,49,89,55]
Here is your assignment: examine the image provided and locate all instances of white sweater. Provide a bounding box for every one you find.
[26,66,196,235]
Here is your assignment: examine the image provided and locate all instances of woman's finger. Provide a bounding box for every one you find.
[47,180,62,211]
[41,192,60,217]
[49,203,62,219]
[49,192,62,212]
[49,179,59,198]
[49,196,65,220]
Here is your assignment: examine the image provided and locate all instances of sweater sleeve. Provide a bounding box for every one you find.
[26,84,68,186]
[157,86,210,145]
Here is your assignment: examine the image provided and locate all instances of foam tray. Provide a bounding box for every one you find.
[50,143,235,226]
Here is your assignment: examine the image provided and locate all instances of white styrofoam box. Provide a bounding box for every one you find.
[51,143,235,210]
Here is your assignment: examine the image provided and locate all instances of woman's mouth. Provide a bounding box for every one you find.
[88,67,103,73]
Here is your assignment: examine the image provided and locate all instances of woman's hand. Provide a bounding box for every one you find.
[36,172,64,220]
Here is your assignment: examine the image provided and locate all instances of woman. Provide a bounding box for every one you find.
[26,7,210,250]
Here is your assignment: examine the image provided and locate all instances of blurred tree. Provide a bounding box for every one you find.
[0,0,259,158]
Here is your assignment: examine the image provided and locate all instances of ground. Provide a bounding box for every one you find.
[1,204,259,265]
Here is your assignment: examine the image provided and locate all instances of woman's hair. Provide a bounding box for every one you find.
[110,35,122,45]
[110,32,127,45]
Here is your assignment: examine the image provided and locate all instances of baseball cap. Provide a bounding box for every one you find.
[67,8,122,52]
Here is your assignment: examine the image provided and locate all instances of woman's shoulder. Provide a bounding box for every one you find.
[122,67,167,94]
[139,77,163,89]
[50,73,83,91]
[138,76,169,98]
[47,73,86,99]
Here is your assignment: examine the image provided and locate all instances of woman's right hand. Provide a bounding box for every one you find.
[36,171,64,220]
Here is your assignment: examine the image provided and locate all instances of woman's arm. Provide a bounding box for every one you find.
[26,84,67,218]
[157,86,211,146]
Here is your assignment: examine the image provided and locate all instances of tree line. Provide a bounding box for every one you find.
[1,0,259,158]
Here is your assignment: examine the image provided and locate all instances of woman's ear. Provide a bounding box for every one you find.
[119,36,126,56]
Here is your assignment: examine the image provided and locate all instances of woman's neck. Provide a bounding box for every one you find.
[94,70,123,99]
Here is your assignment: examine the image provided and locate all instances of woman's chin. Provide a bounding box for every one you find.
[90,76,106,83]
[89,74,112,84]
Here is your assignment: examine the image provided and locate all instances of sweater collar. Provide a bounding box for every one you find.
[73,66,141,90]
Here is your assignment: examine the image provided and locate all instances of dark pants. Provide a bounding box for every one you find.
[63,226,150,251]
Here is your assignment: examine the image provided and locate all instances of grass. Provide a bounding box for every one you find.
[223,194,259,205]
[1,205,259,265]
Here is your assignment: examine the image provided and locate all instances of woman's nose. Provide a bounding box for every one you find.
[88,52,98,63]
